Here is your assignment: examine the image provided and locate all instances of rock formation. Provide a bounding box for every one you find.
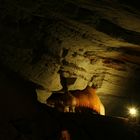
[46,86,105,115]
[0,0,140,116]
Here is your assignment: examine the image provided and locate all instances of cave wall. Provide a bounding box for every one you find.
[0,0,140,116]
[0,63,139,140]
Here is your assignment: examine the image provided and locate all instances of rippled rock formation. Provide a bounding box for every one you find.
[0,0,140,116]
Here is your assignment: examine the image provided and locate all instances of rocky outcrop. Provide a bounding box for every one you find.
[0,63,138,140]
[46,86,105,115]
[0,0,140,115]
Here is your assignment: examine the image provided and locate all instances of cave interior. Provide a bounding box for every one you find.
[0,0,140,139]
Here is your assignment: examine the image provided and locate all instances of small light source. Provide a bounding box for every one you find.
[128,107,137,117]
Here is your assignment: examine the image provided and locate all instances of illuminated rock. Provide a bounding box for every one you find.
[0,0,140,116]
[47,86,105,115]
[36,89,52,104]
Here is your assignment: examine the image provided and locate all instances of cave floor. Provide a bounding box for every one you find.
[0,108,140,140]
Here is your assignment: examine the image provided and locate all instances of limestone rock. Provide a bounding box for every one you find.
[68,77,88,90]
[36,89,52,104]
[0,0,140,112]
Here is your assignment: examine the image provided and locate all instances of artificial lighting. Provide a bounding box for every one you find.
[128,107,137,117]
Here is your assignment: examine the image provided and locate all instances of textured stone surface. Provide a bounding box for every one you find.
[0,0,140,110]
[36,89,53,104]
[0,63,139,140]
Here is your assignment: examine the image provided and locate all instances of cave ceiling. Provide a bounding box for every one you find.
[0,0,140,114]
